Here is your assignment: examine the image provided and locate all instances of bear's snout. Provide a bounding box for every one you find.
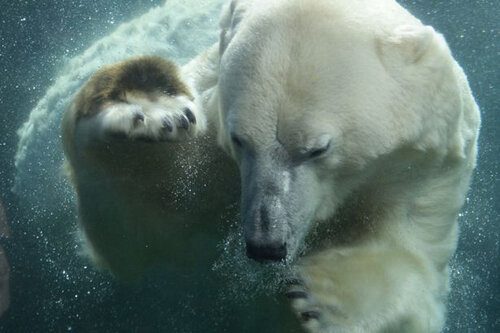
[245,240,287,262]
[242,200,288,262]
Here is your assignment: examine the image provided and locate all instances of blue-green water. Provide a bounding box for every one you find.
[0,0,498,331]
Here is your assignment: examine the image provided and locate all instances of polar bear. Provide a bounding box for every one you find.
[62,0,480,332]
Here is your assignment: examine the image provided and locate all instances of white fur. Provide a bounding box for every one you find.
[211,0,479,331]
[77,94,204,143]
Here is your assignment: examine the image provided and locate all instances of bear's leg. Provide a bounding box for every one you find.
[293,244,446,333]
[61,55,230,279]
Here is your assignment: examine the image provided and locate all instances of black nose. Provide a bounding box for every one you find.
[246,241,287,262]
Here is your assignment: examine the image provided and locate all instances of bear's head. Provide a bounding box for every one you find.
[216,0,472,262]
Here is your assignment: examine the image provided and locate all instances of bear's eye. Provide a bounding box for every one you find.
[307,140,331,160]
[231,134,243,148]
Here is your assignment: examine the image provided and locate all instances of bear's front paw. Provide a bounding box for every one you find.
[282,277,326,332]
[98,94,204,142]
[71,56,207,143]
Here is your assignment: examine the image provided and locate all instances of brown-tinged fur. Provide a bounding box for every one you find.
[73,56,192,120]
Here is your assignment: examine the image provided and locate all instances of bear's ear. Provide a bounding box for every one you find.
[219,0,249,56]
[377,25,441,67]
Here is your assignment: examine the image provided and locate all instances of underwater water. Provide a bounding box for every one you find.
[0,0,498,331]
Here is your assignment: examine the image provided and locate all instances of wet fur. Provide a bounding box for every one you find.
[72,56,192,120]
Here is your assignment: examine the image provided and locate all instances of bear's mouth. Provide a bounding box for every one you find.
[246,241,288,262]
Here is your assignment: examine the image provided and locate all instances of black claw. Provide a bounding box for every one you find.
[178,115,189,130]
[184,108,196,124]
[133,111,145,122]
[162,118,173,132]
[285,290,308,299]
[301,311,320,321]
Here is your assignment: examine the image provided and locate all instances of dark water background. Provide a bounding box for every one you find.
[0,0,498,331]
